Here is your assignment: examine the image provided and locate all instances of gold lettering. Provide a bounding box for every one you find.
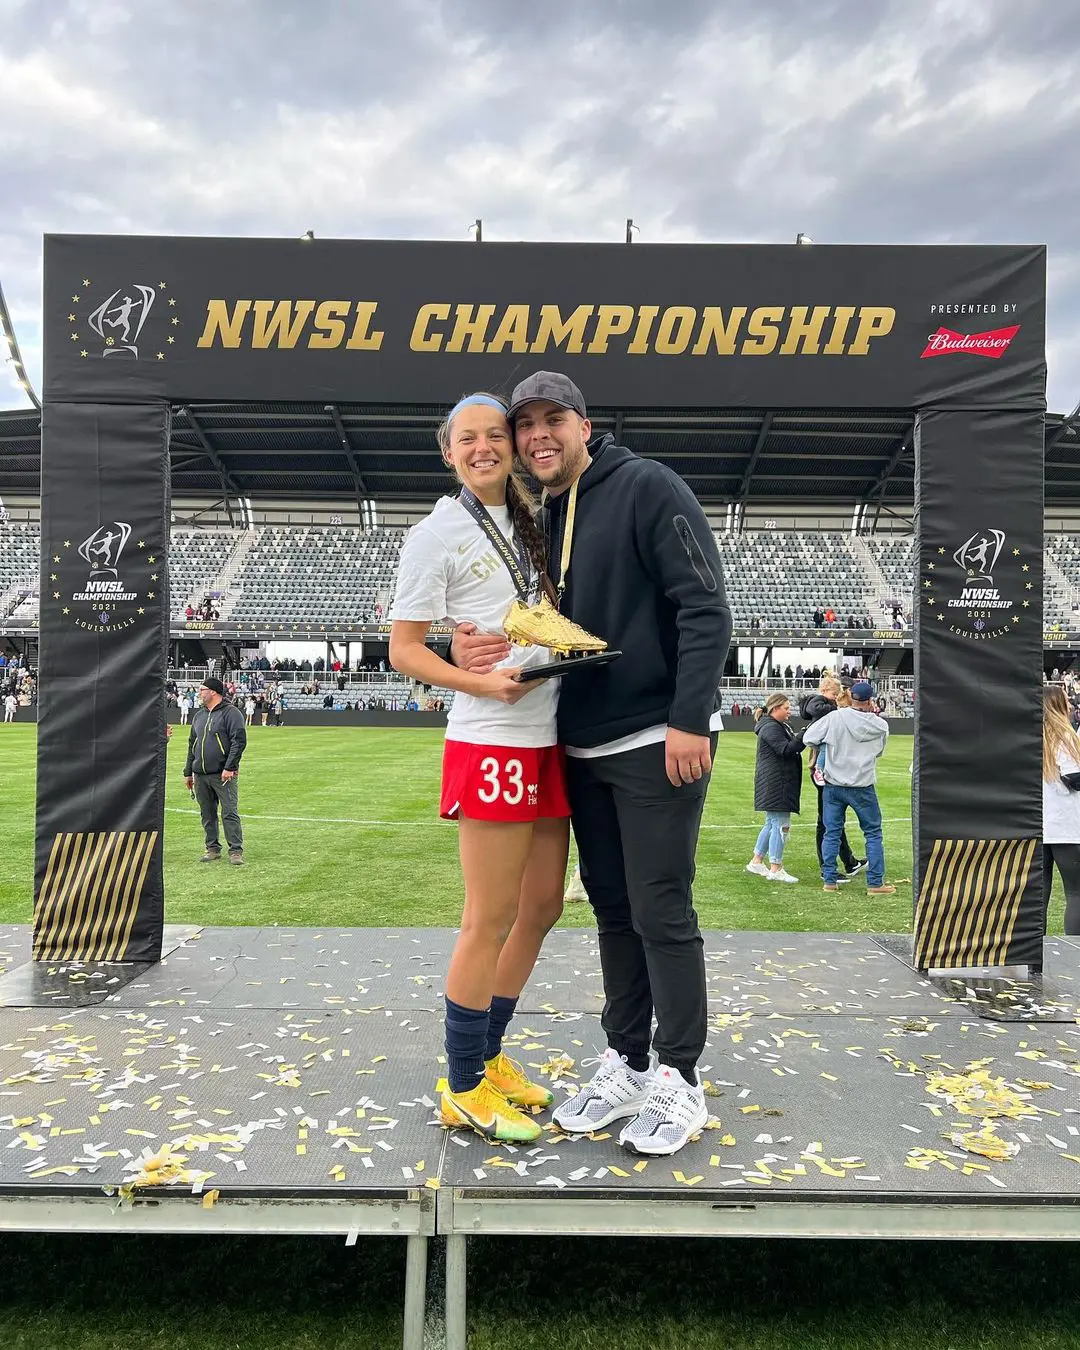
[196,300,251,349]
[531,304,594,355]
[309,300,351,349]
[822,305,857,355]
[742,306,786,355]
[654,307,697,355]
[848,306,896,356]
[251,300,316,349]
[587,305,636,354]
[779,305,832,355]
[691,306,747,356]
[411,303,450,352]
[345,301,385,351]
[627,305,660,355]
[446,303,497,354]
[487,304,531,354]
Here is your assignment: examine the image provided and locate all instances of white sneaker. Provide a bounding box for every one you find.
[766,868,799,883]
[745,860,770,877]
[564,867,588,903]
[618,1064,709,1156]
[551,1047,653,1133]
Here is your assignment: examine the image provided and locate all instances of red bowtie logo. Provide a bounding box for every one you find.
[920,324,1020,359]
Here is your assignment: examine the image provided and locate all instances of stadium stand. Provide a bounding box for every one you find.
[1,521,1078,631]
[225,525,405,627]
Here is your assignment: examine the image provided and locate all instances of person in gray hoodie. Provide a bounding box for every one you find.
[802,680,895,895]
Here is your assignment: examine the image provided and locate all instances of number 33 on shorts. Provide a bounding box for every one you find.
[439,741,570,822]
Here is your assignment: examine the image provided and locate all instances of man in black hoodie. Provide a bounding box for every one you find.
[452,371,732,1157]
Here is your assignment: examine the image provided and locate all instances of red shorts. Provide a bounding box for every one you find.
[440,740,570,822]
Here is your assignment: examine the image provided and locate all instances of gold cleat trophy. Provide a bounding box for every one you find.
[504,595,608,657]
[504,596,620,681]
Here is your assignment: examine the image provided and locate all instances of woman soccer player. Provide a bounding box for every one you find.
[389,393,569,1143]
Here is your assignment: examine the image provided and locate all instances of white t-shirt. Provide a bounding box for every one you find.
[1043,742,1080,844]
[391,496,558,748]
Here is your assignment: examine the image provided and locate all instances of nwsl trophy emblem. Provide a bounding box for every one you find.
[87,286,156,358]
[953,529,1005,586]
[78,522,132,581]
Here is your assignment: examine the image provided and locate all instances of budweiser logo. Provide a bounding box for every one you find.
[921,324,1020,359]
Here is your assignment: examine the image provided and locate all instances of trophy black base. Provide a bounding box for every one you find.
[515,651,622,682]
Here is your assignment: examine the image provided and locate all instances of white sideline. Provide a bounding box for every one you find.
[164,807,913,832]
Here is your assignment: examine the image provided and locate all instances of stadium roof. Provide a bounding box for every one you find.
[1,401,1078,511]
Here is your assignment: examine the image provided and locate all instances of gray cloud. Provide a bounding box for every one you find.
[1,0,1077,411]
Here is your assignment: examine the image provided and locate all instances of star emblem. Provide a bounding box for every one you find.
[67,313,75,322]
[1022,600,1030,608]
[937,547,945,555]
[138,608,145,616]
[168,298,176,307]
[928,563,935,571]
[158,282,167,290]
[71,295,80,304]
[170,317,179,326]
[1021,564,1029,572]
[52,592,60,600]
[105,337,115,346]
[147,555,156,563]
[82,279,91,287]
[1025,583,1032,590]
[70,333,79,341]
[52,555,60,563]
[936,614,944,621]
[167,337,175,345]
[156,352,165,360]
[1012,616,1020,625]
[147,591,156,600]
[138,540,145,548]
[150,573,158,582]
[927,599,935,606]
[923,580,932,588]
[80,350,87,358]
[1012,548,1020,556]
[62,607,69,616]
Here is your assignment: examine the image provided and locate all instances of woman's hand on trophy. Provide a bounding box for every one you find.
[473,669,541,705]
[451,621,512,674]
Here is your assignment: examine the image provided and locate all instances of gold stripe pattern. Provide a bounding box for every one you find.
[32,831,160,961]
[913,837,1038,969]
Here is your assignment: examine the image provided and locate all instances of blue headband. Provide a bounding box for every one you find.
[446,393,508,426]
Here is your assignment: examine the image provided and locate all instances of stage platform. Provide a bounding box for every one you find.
[0,926,1078,1349]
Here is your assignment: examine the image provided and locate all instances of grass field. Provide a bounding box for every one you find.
[0,723,1075,1349]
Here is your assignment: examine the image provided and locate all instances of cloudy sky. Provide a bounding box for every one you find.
[1,0,1078,410]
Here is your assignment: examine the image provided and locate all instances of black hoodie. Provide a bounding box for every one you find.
[543,434,733,748]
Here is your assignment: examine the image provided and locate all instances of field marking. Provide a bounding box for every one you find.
[165,807,913,831]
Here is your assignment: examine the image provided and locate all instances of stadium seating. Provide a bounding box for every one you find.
[1,521,1076,632]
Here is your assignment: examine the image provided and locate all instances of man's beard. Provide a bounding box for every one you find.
[538,443,588,491]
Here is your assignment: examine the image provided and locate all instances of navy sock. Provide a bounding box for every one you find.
[484,994,518,1062]
[445,997,490,1094]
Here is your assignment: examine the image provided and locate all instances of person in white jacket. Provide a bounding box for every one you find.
[1042,684,1080,935]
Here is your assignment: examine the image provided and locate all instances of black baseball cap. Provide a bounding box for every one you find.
[507,371,588,420]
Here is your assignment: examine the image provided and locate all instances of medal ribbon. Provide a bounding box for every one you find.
[457,488,533,600]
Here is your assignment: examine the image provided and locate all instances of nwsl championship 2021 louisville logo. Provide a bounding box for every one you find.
[66,278,180,363]
[924,528,1028,642]
[46,524,161,635]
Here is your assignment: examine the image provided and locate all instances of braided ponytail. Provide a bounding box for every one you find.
[505,473,548,583]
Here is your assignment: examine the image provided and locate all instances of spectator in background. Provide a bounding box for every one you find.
[1042,684,1080,935]
[812,607,824,628]
[182,678,248,866]
[3,690,16,722]
[804,680,893,896]
[824,606,837,626]
[746,694,804,884]
[799,674,866,884]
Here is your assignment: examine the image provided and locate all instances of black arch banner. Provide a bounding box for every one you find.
[37,236,1046,970]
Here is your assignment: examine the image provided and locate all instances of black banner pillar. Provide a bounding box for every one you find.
[912,408,1044,970]
[33,401,170,962]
